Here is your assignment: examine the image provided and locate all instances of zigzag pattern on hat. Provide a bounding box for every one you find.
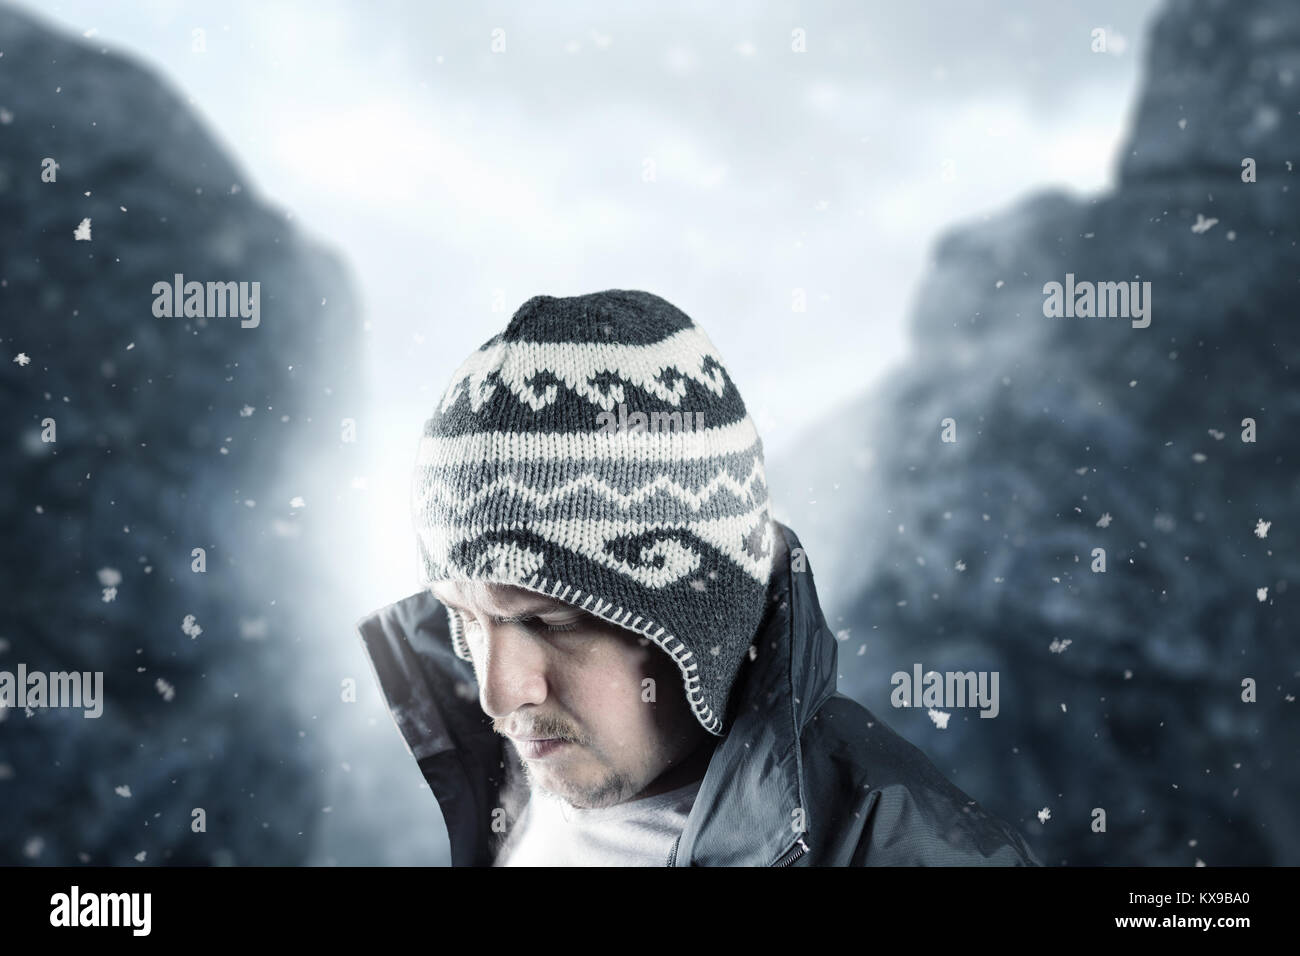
[414,448,772,584]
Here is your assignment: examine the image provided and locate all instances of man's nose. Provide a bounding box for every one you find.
[477,622,549,719]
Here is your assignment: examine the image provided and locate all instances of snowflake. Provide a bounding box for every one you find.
[1190,213,1218,234]
[181,614,202,638]
[1049,638,1072,654]
[114,785,132,798]
[1096,513,1112,528]
[73,217,92,241]
[955,559,966,571]
[1254,519,1271,539]
[12,352,30,366]
[239,405,255,417]
[101,587,117,603]
[1037,807,1051,824]
[155,678,175,702]
[927,708,950,730]
[289,496,306,509]
[1256,587,1268,603]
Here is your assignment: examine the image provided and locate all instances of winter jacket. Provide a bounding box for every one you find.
[356,518,1042,866]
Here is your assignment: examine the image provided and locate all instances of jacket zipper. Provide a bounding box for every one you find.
[772,837,809,867]
[670,834,809,867]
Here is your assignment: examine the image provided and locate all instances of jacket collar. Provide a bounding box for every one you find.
[671,519,839,865]
[355,519,838,866]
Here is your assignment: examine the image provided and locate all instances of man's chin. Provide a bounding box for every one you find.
[522,759,587,803]
[526,764,637,810]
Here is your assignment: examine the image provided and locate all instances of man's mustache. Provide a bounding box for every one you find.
[495,714,582,742]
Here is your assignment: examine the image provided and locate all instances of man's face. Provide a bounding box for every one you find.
[429,579,710,809]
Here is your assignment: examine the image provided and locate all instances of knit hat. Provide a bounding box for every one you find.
[411,289,776,736]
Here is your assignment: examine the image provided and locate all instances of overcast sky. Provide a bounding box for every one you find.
[17,0,1163,608]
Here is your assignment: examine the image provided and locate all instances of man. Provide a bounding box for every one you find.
[357,289,1040,866]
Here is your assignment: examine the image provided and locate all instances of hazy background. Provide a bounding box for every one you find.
[18,0,1161,612]
[23,0,1300,869]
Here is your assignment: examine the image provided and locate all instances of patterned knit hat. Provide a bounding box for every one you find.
[411,289,775,736]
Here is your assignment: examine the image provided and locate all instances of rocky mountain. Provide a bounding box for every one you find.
[768,0,1300,864]
[0,4,365,864]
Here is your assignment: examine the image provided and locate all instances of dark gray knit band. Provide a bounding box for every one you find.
[411,289,776,735]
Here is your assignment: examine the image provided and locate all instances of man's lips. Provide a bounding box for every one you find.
[509,735,573,759]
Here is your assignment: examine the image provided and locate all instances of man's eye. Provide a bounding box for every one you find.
[455,611,580,634]
[513,615,582,634]
[536,617,582,634]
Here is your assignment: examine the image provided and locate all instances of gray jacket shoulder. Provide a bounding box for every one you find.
[800,693,1042,866]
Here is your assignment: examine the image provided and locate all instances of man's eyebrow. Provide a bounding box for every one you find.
[434,592,576,619]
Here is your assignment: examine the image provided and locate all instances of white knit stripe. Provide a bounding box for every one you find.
[415,457,767,516]
[417,507,774,586]
[415,416,761,464]
[437,325,730,416]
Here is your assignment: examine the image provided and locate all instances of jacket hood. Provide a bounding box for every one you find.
[356,518,841,866]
